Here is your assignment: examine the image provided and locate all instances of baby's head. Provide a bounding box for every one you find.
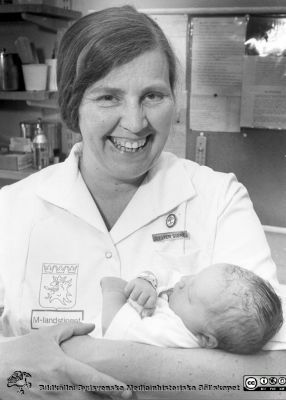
[168,263,283,354]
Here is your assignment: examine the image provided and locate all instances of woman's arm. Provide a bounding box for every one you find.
[62,335,286,400]
[0,324,131,399]
[101,277,127,334]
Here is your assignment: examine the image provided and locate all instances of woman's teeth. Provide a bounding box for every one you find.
[110,137,147,152]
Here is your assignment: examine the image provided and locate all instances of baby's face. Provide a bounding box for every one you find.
[168,264,227,335]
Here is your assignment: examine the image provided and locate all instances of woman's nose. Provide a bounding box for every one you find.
[120,102,148,134]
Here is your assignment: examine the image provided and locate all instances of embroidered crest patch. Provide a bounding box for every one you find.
[39,263,78,309]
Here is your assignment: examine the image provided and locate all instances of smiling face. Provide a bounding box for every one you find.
[78,49,175,184]
[168,265,229,336]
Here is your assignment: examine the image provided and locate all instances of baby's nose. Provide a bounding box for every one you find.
[178,278,186,289]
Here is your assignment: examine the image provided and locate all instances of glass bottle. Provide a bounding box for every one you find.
[32,119,49,170]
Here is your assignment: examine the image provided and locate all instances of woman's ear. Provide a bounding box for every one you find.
[196,332,218,349]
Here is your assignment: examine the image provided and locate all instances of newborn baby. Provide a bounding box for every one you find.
[100,263,283,354]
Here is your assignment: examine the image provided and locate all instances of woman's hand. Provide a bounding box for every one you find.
[0,322,131,399]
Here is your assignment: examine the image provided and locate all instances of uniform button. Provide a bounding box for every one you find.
[105,251,113,259]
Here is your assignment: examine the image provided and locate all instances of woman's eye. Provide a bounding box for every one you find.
[96,95,119,106]
[143,92,165,105]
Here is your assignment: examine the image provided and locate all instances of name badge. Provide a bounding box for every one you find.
[152,230,189,242]
[31,309,84,329]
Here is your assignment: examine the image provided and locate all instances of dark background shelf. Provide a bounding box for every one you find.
[0,4,81,20]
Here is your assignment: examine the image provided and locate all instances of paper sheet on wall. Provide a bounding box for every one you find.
[151,14,188,157]
[190,95,241,132]
[240,56,286,129]
[190,17,246,132]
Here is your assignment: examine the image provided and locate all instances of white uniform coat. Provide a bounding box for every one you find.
[0,143,285,348]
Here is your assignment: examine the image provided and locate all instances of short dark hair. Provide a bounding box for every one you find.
[209,265,283,354]
[57,5,177,132]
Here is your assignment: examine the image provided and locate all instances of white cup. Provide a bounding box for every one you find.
[45,59,57,91]
[22,64,48,91]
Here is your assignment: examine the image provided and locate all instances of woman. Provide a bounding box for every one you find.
[0,6,285,399]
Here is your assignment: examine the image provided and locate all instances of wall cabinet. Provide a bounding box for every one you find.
[0,4,81,182]
[0,4,81,103]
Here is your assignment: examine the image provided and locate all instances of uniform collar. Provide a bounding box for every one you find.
[36,143,108,233]
[36,143,196,238]
[110,152,196,243]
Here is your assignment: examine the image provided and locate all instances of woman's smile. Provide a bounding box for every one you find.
[108,135,150,153]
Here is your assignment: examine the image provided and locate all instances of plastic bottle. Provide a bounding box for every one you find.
[32,119,49,170]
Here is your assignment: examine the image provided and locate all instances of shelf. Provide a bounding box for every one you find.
[0,167,35,180]
[0,4,81,20]
[0,91,57,101]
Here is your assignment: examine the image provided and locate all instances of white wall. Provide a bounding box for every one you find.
[69,0,285,15]
[71,0,196,14]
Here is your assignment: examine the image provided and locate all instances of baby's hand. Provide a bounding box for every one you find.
[124,277,157,317]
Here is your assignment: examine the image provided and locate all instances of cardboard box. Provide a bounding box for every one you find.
[0,153,33,171]
[9,137,33,153]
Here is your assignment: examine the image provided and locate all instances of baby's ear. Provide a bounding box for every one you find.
[196,333,218,349]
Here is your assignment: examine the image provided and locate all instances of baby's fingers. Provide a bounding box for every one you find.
[127,286,142,302]
[124,281,136,298]
[141,307,156,317]
[144,295,157,309]
[136,292,151,306]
